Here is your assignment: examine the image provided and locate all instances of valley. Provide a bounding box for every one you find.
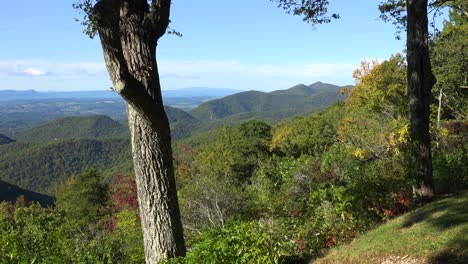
[0,82,347,196]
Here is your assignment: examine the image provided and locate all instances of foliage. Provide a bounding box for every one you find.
[0,170,148,263]
[178,121,272,231]
[55,169,109,228]
[169,222,287,264]
[0,202,68,263]
[190,82,346,122]
[15,115,129,142]
[315,191,468,264]
[0,138,131,194]
[378,0,460,39]
[109,174,139,213]
[348,55,407,119]
[431,2,468,119]
[271,0,339,25]
[112,210,145,264]
[1,20,467,260]
[432,120,468,193]
[271,103,344,157]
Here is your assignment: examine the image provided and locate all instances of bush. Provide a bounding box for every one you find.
[170,222,287,264]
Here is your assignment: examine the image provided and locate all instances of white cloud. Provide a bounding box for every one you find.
[23,68,48,76]
[0,59,359,91]
[158,60,358,90]
[0,60,107,78]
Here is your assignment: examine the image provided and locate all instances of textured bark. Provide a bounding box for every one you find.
[406,0,436,193]
[128,106,185,262]
[92,0,186,262]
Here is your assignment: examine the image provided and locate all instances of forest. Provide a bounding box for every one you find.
[0,0,467,263]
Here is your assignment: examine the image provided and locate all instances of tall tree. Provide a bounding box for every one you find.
[74,0,185,263]
[378,0,462,195]
[405,0,436,194]
[274,0,456,195]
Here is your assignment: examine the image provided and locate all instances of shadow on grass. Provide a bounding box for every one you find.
[401,191,468,264]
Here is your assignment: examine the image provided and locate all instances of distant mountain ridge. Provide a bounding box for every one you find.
[163,88,244,98]
[0,87,243,102]
[190,82,349,121]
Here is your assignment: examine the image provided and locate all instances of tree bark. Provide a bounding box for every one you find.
[406,0,436,194]
[128,106,185,262]
[92,0,186,262]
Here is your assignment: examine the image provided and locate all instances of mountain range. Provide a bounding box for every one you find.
[0,81,350,196]
[191,82,348,122]
[0,87,243,102]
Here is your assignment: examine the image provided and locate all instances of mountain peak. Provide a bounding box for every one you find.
[308,81,323,86]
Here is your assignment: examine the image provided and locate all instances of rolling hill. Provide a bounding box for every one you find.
[14,106,200,142]
[0,138,131,194]
[190,82,348,122]
[0,81,349,196]
[15,115,129,141]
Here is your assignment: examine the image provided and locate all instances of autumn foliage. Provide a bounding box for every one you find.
[109,174,139,213]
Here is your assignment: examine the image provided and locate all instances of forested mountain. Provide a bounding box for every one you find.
[0,134,14,145]
[190,82,348,121]
[0,82,347,197]
[0,180,54,206]
[10,106,200,141]
[0,138,131,194]
[15,115,129,141]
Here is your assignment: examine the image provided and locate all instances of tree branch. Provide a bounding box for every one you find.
[94,0,168,128]
[146,0,171,39]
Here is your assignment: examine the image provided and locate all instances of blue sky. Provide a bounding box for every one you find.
[0,0,407,91]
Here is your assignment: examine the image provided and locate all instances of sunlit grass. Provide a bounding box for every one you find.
[315,191,468,264]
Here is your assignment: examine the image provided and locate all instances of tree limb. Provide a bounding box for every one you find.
[95,0,167,128]
[145,0,171,39]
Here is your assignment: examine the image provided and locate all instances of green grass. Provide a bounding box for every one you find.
[315,191,468,264]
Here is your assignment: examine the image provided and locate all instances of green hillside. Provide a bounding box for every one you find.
[0,83,347,197]
[0,180,54,207]
[166,106,201,139]
[190,82,347,122]
[15,115,129,141]
[14,106,200,141]
[316,192,468,264]
[0,134,14,145]
[0,138,131,194]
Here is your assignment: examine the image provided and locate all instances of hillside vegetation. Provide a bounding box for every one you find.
[0,83,345,196]
[191,82,347,121]
[14,106,200,142]
[15,115,129,141]
[0,53,466,263]
[316,191,468,264]
[0,138,131,194]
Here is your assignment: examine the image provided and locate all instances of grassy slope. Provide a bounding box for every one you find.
[316,191,468,264]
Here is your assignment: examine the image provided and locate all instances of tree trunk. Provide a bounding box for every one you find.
[128,106,186,262]
[92,1,186,262]
[406,0,436,195]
